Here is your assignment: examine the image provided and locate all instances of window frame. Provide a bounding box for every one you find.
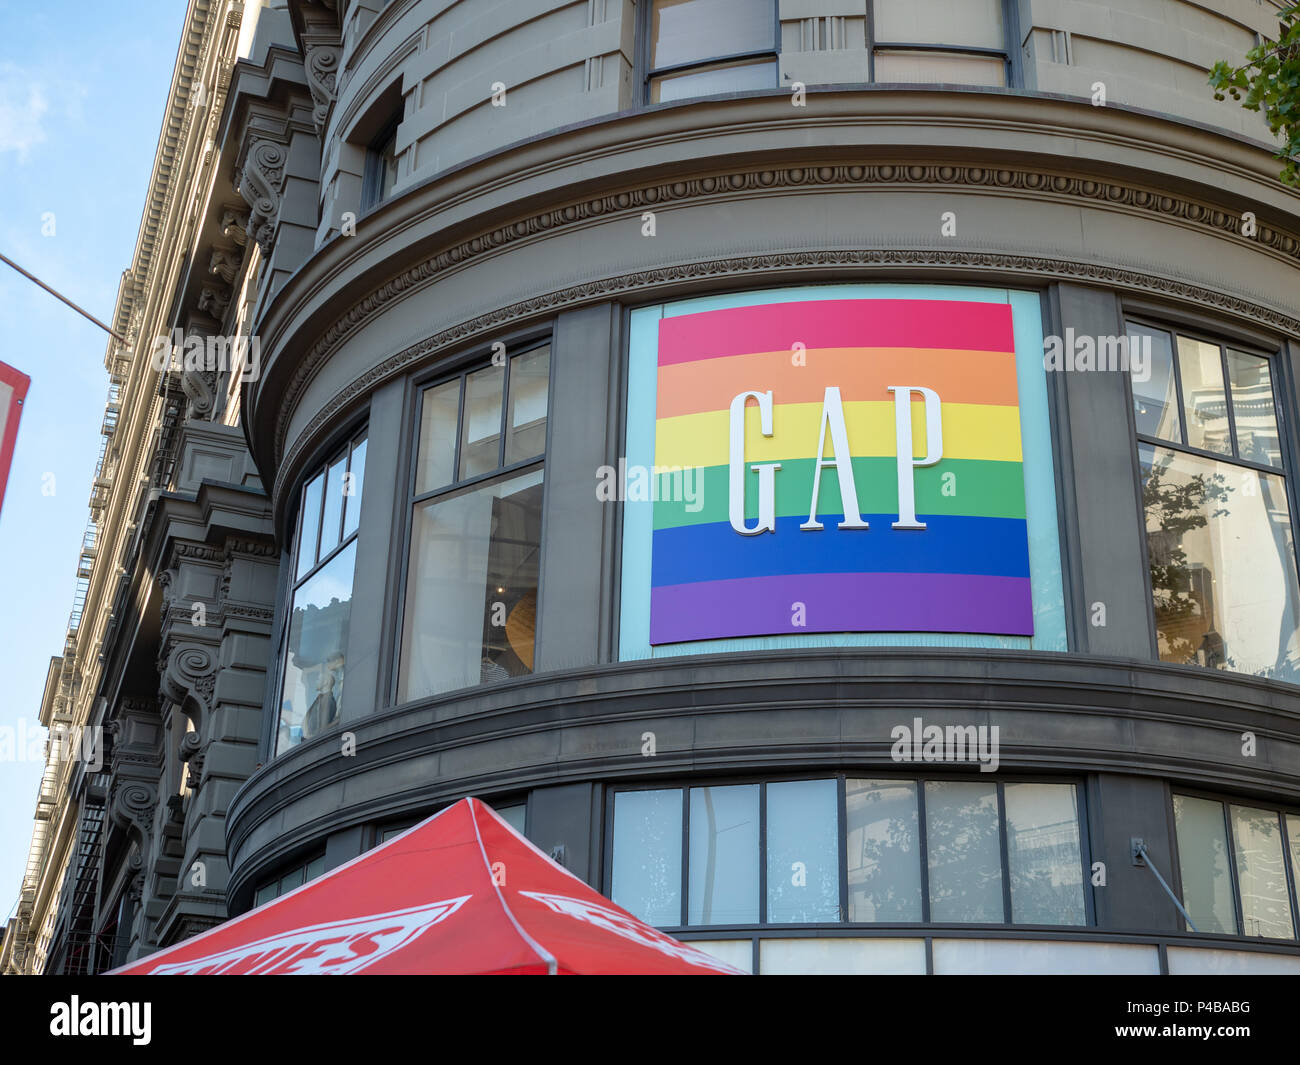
[361,115,400,212]
[603,770,1094,932]
[390,335,554,708]
[1170,786,1300,942]
[866,0,1020,87]
[640,0,781,105]
[268,425,369,758]
[252,850,327,908]
[1124,313,1300,676]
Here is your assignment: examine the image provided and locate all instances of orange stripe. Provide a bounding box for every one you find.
[656,347,1019,419]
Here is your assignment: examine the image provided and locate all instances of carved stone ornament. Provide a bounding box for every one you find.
[305,43,340,132]
[209,247,240,286]
[236,139,287,256]
[110,780,158,865]
[220,206,249,247]
[197,285,231,320]
[159,643,219,720]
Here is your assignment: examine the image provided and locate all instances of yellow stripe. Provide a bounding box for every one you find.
[654,400,1023,468]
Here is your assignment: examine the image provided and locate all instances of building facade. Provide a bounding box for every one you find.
[9,0,1300,975]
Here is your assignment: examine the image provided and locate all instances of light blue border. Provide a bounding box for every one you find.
[618,283,1067,660]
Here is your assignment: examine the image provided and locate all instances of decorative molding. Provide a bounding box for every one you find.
[265,159,1300,493]
[209,247,241,285]
[270,246,1300,511]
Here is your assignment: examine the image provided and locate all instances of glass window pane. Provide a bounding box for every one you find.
[505,345,550,465]
[925,780,1003,922]
[342,434,367,540]
[295,472,324,578]
[415,380,460,494]
[873,50,1007,87]
[1176,336,1231,454]
[873,0,1005,49]
[254,883,277,907]
[611,790,683,927]
[766,779,839,923]
[1230,805,1295,938]
[1127,323,1181,443]
[318,453,347,558]
[398,469,544,702]
[280,865,305,893]
[460,363,505,479]
[495,803,527,835]
[650,0,774,70]
[277,540,356,755]
[1139,444,1300,681]
[1004,783,1086,926]
[1226,350,1281,467]
[651,58,776,103]
[846,779,922,922]
[689,784,759,925]
[304,854,326,882]
[1173,795,1237,934]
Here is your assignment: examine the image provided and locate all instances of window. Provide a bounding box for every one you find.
[1173,794,1300,939]
[610,777,1088,928]
[253,853,327,908]
[647,0,777,103]
[869,0,1011,87]
[363,118,399,210]
[1128,320,1300,681]
[275,430,367,756]
[396,342,550,703]
[377,800,528,844]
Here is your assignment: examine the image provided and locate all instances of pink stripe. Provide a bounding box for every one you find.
[658,299,1015,366]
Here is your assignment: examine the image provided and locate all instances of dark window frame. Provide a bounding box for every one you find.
[1170,787,1300,942]
[640,0,781,104]
[252,850,328,908]
[1124,314,1300,678]
[269,426,369,757]
[603,770,1094,933]
[361,115,401,212]
[867,0,1021,87]
[390,335,554,708]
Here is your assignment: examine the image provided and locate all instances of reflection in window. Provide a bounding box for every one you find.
[612,789,683,926]
[1004,783,1086,926]
[1175,794,1300,939]
[767,779,839,922]
[689,785,759,925]
[1130,322,1298,682]
[871,0,1009,87]
[398,343,549,703]
[1139,446,1300,681]
[846,779,921,921]
[612,777,1088,929]
[925,781,1002,922]
[648,0,776,102]
[277,430,367,756]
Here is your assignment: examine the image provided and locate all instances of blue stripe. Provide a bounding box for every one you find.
[651,514,1031,586]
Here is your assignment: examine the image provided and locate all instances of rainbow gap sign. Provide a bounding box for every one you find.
[649,298,1033,643]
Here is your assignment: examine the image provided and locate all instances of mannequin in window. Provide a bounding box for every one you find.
[302,667,339,739]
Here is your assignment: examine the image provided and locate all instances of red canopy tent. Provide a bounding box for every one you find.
[110,797,741,975]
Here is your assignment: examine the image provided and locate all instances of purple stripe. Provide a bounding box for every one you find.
[650,572,1034,644]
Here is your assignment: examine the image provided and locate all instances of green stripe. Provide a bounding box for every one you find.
[650,457,1026,529]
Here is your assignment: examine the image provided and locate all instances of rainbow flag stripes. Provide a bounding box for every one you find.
[649,298,1034,644]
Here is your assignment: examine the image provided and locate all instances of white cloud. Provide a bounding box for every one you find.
[0,64,49,162]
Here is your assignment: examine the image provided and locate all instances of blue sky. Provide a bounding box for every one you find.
[0,1,186,921]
